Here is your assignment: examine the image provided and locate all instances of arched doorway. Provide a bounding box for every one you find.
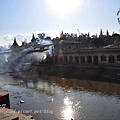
[93,56,98,64]
[81,56,85,63]
[101,55,106,61]
[74,56,79,64]
[117,55,120,61]
[69,56,73,64]
[108,56,115,63]
[64,56,68,63]
[87,56,92,63]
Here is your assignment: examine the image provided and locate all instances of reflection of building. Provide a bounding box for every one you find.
[22,79,55,96]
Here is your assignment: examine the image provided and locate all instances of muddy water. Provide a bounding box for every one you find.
[0,73,120,120]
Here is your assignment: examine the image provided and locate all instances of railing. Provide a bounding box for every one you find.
[61,48,120,54]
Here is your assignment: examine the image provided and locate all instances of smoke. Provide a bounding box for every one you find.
[4,54,9,62]
[0,38,54,73]
[39,39,54,57]
[0,47,10,74]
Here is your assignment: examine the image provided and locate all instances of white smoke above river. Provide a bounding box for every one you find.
[0,39,54,72]
[40,39,54,56]
[26,39,54,62]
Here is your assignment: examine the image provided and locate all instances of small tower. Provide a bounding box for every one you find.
[11,37,19,49]
[60,31,64,39]
[106,29,109,36]
[13,37,18,46]
[100,29,103,36]
[60,31,66,40]
[31,33,36,42]
[87,32,90,38]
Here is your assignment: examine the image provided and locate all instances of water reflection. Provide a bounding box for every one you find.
[17,77,55,97]
[43,76,120,96]
[62,96,73,120]
[1,74,120,120]
[10,74,120,97]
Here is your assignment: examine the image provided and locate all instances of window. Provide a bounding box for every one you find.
[101,56,106,61]
[108,56,114,63]
[93,56,98,64]
[81,56,85,63]
[117,55,120,61]
[87,56,92,63]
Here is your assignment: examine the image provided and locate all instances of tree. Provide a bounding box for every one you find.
[38,33,45,40]
[91,38,104,48]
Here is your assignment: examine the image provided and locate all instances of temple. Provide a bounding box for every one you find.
[53,30,120,66]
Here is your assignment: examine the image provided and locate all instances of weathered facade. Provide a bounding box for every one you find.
[55,47,120,65]
[53,32,120,66]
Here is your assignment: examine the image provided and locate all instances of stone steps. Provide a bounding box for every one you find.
[0,91,35,120]
[0,107,35,120]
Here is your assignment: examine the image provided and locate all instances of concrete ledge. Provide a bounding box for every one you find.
[0,107,35,120]
[0,91,10,108]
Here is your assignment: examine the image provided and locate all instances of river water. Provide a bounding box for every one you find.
[0,72,120,120]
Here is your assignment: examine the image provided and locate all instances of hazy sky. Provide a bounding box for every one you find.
[0,0,120,46]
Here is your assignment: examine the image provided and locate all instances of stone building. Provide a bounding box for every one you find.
[53,31,120,66]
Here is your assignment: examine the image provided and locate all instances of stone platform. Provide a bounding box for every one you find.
[0,107,35,120]
[0,91,35,120]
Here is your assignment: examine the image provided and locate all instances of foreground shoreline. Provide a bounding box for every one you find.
[36,64,120,83]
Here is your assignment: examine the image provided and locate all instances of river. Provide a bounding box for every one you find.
[0,71,120,120]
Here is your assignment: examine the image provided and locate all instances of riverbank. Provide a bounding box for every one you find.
[36,64,120,83]
[5,61,120,83]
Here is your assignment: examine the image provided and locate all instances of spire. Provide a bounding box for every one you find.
[13,37,18,46]
[100,29,103,36]
[88,32,90,38]
[60,31,66,40]
[106,29,109,36]
[11,37,18,49]
[14,37,16,43]
[60,31,64,39]
[31,33,36,42]
[99,29,103,38]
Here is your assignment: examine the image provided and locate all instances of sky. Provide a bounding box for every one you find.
[0,0,120,46]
